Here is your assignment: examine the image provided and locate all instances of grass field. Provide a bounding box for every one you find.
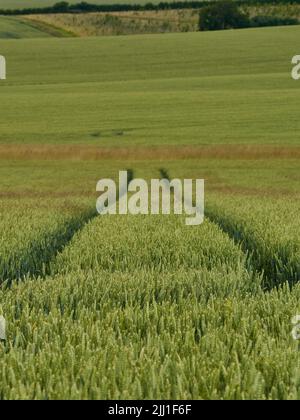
[0,15,55,37]
[0,23,300,400]
[1,28,300,145]
[0,15,80,37]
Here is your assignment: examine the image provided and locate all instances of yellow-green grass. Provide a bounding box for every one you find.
[242,3,300,21]
[23,10,199,37]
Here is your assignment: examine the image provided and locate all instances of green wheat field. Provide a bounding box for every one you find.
[0,12,300,399]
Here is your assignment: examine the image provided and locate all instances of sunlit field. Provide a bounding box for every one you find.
[0,24,300,399]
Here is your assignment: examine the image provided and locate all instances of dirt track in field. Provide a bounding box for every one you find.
[1,144,300,161]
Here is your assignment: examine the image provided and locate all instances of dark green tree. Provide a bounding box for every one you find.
[52,2,70,13]
[199,1,249,31]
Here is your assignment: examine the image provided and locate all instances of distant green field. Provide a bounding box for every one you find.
[0,15,53,37]
[0,26,300,400]
[1,27,300,146]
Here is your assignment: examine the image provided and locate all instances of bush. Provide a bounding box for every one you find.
[199,1,250,31]
[250,15,299,27]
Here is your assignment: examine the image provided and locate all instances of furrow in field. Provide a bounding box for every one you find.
[206,195,300,290]
[0,169,135,285]
[1,214,300,399]
[0,198,96,285]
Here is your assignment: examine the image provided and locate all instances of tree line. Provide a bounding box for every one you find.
[199,0,299,30]
[1,0,300,16]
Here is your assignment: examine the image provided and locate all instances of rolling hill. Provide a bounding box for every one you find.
[0,15,54,37]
